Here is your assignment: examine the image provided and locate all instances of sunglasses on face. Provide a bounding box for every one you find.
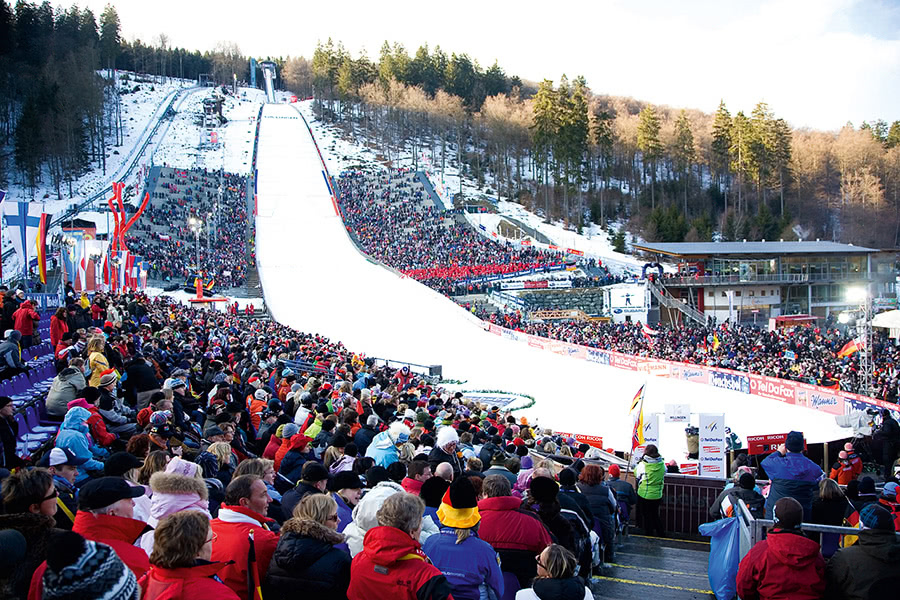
[326,514,339,522]
[42,489,59,502]
[535,554,546,569]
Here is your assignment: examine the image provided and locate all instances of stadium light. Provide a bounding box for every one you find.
[846,286,867,303]
[837,312,852,324]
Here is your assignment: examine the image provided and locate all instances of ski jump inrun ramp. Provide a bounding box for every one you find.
[253,102,849,453]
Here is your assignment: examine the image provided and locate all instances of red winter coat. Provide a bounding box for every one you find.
[736,529,825,600]
[139,560,240,600]
[348,526,453,600]
[50,315,68,348]
[209,506,280,600]
[478,495,553,552]
[263,433,281,459]
[13,300,39,336]
[28,512,151,600]
[86,404,118,447]
[830,462,856,485]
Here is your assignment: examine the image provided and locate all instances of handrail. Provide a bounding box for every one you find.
[648,279,705,324]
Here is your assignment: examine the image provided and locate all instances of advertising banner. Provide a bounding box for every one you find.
[665,404,691,423]
[679,462,700,476]
[556,432,604,449]
[710,371,751,394]
[699,414,726,478]
[747,433,807,456]
[643,413,660,447]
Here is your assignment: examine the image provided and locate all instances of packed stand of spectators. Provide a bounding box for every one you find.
[470,304,900,400]
[128,167,251,289]
[336,169,564,295]
[0,289,640,600]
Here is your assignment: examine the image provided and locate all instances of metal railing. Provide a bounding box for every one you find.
[660,272,867,287]
[648,280,706,324]
[733,497,900,559]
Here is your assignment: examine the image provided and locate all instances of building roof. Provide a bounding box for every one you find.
[631,241,877,258]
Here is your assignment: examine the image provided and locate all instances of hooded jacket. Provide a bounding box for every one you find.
[278,435,314,483]
[352,424,378,455]
[824,528,900,600]
[54,406,105,478]
[477,495,553,588]
[635,455,665,500]
[85,403,118,447]
[423,527,503,600]
[0,333,25,370]
[761,451,823,520]
[365,430,401,468]
[210,505,280,600]
[342,481,439,557]
[139,560,239,600]
[265,518,351,600]
[139,471,211,554]
[13,300,39,335]
[348,526,453,600]
[49,314,68,348]
[45,368,87,417]
[736,529,826,600]
[72,511,151,576]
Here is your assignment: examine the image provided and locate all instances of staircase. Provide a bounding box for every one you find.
[648,280,705,325]
[245,265,262,297]
[590,534,713,599]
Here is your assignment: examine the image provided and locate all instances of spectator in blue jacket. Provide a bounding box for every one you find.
[424,476,503,600]
[761,431,823,520]
[54,406,105,483]
[364,422,409,468]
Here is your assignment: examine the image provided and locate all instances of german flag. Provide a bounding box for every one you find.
[837,339,860,359]
[712,333,721,351]
[35,212,51,284]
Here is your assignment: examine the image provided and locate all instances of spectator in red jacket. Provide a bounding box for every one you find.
[142,510,239,600]
[28,476,150,600]
[13,299,40,349]
[209,475,279,600]
[737,497,826,600]
[348,492,453,600]
[50,306,69,348]
[478,474,553,589]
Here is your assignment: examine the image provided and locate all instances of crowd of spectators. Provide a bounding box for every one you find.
[128,168,251,289]
[336,169,564,295]
[0,289,648,600]
[471,304,900,400]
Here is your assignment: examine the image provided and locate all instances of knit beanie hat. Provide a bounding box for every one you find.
[859,476,876,495]
[42,532,137,600]
[558,468,577,487]
[860,503,895,531]
[420,476,451,508]
[437,476,480,528]
[785,431,804,453]
[738,473,756,490]
[773,497,803,529]
[530,476,559,504]
[608,464,621,478]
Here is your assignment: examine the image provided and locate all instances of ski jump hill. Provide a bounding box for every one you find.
[254,101,849,454]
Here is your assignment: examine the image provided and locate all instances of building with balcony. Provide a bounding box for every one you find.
[631,241,883,324]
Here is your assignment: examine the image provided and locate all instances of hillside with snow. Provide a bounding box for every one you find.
[296,102,648,277]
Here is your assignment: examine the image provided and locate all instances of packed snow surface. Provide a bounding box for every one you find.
[257,101,847,457]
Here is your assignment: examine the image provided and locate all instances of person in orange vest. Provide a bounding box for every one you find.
[829,451,857,485]
[246,387,268,431]
[844,442,863,478]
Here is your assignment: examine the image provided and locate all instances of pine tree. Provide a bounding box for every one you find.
[637,104,662,209]
[672,109,695,215]
[612,229,626,253]
[591,108,615,223]
[749,101,775,205]
[711,100,732,208]
[730,111,752,214]
[885,121,900,149]
[99,4,120,73]
[531,79,557,222]
[771,118,792,216]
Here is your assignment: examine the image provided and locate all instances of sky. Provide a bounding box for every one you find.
[81,0,900,130]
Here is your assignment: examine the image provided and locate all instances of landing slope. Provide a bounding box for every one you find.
[254,102,848,452]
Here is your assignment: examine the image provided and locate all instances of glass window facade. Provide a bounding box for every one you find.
[704,255,865,282]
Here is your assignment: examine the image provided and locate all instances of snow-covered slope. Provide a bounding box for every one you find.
[255,102,849,458]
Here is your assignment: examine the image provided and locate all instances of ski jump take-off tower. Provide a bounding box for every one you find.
[260,61,277,103]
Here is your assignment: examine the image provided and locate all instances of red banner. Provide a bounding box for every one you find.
[566,248,584,256]
[747,433,807,456]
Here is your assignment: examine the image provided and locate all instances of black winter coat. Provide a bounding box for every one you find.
[428,446,464,479]
[558,486,594,525]
[576,481,617,521]
[353,425,377,455]
[265,517,351,600]
[123,358,160,398]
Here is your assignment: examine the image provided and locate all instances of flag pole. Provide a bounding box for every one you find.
[624,379,647,484]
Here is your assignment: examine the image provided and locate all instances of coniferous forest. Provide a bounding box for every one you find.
[2,4,898,247]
